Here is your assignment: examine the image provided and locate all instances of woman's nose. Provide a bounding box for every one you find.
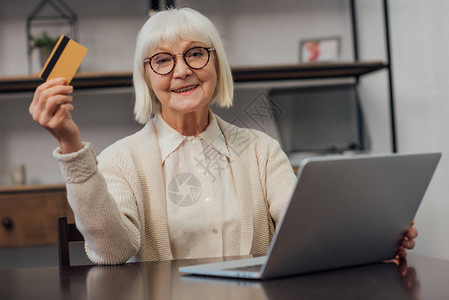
[172,57,192,78]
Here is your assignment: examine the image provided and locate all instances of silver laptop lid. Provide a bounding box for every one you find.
[262,152,441,279]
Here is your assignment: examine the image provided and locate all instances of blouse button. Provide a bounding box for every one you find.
[212,227,219,234]
[205,197,212,203]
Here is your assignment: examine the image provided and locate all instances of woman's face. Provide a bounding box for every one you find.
[146,40,217,117]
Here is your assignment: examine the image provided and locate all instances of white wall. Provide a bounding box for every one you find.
[0,0,145,185]
[354,0,449,262]
[0,0,448,260]
[0,0,147,75]
[389,0,449,261]
[0,89,141,185]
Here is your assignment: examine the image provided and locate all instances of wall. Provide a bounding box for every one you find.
[389,0,449,261]
[0,0,361,182]
[351,0,449,261]
[0,89,141,185]
[0,0,145,185]
[0,0,448,261]
[0,0,147,75]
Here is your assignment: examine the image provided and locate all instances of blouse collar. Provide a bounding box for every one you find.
[154,111,230,163]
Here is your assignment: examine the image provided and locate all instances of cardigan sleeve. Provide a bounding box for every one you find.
[54,142,141,264]
[259,137,297,225]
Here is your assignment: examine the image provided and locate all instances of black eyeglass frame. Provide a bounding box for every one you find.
[144,47,216,75]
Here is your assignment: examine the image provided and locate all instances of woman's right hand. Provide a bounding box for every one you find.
[29,78,83,154]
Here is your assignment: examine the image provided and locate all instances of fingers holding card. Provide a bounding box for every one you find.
[31,35,87,153]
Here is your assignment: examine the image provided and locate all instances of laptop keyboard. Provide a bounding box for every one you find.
[226,264,263,272]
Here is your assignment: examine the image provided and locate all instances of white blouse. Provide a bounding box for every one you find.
[154,113,241,259]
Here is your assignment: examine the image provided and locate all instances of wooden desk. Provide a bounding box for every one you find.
[1,254,448,300]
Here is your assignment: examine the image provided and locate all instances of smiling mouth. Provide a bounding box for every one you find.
[172,85,199,93]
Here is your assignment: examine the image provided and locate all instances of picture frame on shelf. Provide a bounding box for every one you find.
[299,37,341,63]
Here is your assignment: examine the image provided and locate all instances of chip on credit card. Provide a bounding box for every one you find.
[39,35,88,84]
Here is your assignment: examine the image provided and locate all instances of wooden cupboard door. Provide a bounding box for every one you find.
[0,190,69,247]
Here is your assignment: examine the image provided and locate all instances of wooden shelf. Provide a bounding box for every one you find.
[0,71,133,93]
[232,61,387,82]
[0,61,387,93]
[0,184,66,194]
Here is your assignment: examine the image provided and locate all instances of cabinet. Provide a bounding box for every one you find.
[0,185,74,247]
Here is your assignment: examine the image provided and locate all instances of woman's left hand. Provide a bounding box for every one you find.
[397,222,418,260]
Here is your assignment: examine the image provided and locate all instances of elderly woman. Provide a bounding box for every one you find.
[29,8,416,264]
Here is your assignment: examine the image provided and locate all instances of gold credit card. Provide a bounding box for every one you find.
[39,35,88,84]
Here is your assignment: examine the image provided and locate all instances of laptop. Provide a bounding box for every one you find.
[179,152,441,280]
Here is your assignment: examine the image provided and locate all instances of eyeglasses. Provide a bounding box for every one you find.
[144,47,216,75]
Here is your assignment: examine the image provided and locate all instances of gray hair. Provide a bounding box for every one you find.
[132,8,234,124]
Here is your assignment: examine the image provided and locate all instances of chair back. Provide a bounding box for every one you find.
[57,216,84,267]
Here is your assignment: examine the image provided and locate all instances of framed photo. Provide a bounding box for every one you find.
[299,37,341,63]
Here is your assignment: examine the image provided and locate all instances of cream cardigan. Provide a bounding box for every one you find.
[54,115,297,264]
